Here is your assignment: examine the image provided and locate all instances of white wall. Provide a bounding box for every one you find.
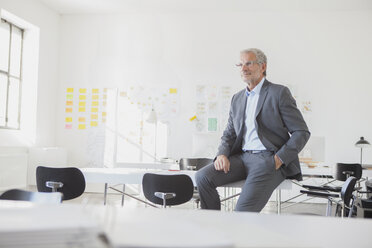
[55,6,372,168]
[0,0,60,147]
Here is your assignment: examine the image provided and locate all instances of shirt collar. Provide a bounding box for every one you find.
[245,77,265,97]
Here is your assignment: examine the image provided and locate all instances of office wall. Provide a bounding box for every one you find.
[0,0,60,147]
[55,7,372,168]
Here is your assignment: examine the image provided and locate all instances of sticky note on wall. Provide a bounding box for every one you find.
[78,124,86,130]
[67,88,74,93]
[169,88,177,94]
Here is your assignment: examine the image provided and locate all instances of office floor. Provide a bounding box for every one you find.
[69,191,327,216]
[22,185,327,215]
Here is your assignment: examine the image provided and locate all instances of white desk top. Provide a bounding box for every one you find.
[1,201,371,248]
[81,167,197,185]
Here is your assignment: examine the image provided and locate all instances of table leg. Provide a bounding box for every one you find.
[276,189,281,215]
[121,184,125,207]
[104,183,108,205]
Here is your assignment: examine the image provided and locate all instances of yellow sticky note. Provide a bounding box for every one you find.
[79,88,87,93]
[65,108,72,113]
[66,94,73,100]
[103,95,107,99]
[79,95,86,100]
[66,101,73,106]
[91,108,98,113]
[67,88,74,93]
[79,102,86,106]
[92,95,99,100]
[102,118,106,123]
[78,124,86,130]
[79,107,86,112]
[91,114,98,119]
[169,88,177,94]
[92,101,99,106]
[78,117,86,122]
[189,115,197,121]
[102,112,107,117]
[92,88,99,94]
[91,121,98,127]
[65,117,72,122]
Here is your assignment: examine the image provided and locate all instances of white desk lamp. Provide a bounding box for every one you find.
[355,137,370,166]
[146,108,157,161]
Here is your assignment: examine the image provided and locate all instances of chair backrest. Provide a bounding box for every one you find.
[36,166,86,201]
[335,163,362,181]
[142,173,194,206]
[179,158,213,171]
[0,189,62,203]
[341,176,357,206]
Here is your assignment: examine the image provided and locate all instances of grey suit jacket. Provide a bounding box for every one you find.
[217,79,310,181]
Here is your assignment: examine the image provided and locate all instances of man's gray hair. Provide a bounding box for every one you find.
[240,48,267,75]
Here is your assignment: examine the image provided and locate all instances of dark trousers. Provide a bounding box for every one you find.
[195,151,285,212]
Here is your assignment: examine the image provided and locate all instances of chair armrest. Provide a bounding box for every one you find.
[300,190,339,198]
[302,184,341,192]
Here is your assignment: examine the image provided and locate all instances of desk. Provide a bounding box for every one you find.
[81,167,292,212]
[1,201,371,248]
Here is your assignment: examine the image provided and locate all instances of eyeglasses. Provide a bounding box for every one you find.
[235,61,259,68]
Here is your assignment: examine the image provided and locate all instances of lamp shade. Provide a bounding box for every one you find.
[355,137,370,148]
[146,109,157,123]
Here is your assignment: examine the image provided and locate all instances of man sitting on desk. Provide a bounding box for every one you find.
[195,48,310,212]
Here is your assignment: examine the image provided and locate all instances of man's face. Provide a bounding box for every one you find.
[239,52,266,86]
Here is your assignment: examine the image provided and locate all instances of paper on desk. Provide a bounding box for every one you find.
[0,203,109,248]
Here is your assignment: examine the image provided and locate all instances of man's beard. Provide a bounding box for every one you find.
[243,72,261,86]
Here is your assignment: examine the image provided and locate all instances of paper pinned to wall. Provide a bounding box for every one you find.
[208,118,218,132]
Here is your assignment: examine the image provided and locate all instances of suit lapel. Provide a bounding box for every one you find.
[255,79,269,118]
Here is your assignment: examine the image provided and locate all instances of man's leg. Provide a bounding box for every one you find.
[235,152,285,212]
[195,155,246,210]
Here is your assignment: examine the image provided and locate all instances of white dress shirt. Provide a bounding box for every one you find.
[242,77,266,151]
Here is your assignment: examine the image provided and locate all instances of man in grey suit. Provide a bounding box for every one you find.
[195,48,310,212]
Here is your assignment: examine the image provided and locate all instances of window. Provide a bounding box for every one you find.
[0,18,24,129]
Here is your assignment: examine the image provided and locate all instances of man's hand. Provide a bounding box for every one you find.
[274,154,283,170]
[214,155,230,173]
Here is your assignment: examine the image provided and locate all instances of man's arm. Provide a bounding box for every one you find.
[215,95,238,173]
[216,95,237,158]
[275,87,310,166]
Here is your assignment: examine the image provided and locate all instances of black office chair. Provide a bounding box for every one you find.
[300,176,357,217]
[335,163,362,181]
[36,166,86,201]
[0,189,62,203]
[179,158,213,208]
[142,173,194,208]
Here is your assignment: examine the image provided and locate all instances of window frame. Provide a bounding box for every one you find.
[0,18,24,130]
